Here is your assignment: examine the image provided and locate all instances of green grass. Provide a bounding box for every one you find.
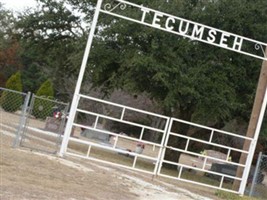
[215,190,258,200]
[159,166,236,189]
[67,140,156,172]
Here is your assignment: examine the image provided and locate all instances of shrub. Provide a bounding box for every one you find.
[0,72,23,112]
[36,79,54,97]
[32,79,55,119]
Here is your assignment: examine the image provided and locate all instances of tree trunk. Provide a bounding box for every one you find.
[233,47,267,192]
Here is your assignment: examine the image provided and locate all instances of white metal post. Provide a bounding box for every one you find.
[239,87,267,195]
[156,118,173,175]
[59,0,103,157]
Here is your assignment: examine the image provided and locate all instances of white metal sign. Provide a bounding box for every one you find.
[101,0,267,61]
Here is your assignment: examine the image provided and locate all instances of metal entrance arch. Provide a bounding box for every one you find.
[59,0,267,195]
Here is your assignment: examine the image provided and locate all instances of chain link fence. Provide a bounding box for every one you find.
[20,94,69,153]
[1,87,69,153]
[0,87,30,146]
[248,152,267,199]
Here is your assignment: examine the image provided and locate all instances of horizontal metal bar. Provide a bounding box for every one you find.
[73,123,163,147]
[165,145,246,168]
[65,152,156,175]
[76,108,166,133]
[170,118,253,140]
[69,136,158,161]
[161,159,243,181]
[32,94,68,105]
[101,0,267,61]
[0,87,27,95]
[79,94,169,120]
[158,173,239,194]
[113,0,266,47]
[169,132,250,154]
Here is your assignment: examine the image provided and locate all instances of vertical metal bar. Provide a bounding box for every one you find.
[139,127,145,140]
[249,152,262,197]
[219,176,224,188]
[178,166,183,179]
[185,139,190,151]
[132,156,137,168]
[59,0,103,157]
[113,135,119,149]
[20,94,35,146]
[87,145,92,157]
[120,107,126,120]
[55,103,70,152]
[94,116,99,129]
[209,129,214,143]
[155,117,172,175]
[13,92,31,148]
[239,87,267,195]
[227,149,231,161]
[202,157,207,170]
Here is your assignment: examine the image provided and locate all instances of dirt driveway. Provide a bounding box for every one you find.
[0,133,221,200]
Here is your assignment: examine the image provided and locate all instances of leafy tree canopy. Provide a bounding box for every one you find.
[89,0,267,129]
[0,3,22,86]
[8,0,267,132]
[16,0,89,97]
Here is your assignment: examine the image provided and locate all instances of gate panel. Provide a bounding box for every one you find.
[60,94,255,194]
[64,94,170,175]
[20,95,69,153]
[0,87,29,146]
[157,118,253,194]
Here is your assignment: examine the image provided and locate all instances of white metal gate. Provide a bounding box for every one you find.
[158,118,254,194]
[63,94,170,174]
[60,94,256,194]
[59,0,267,195]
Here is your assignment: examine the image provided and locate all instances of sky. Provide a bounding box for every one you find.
[0,0,37,12]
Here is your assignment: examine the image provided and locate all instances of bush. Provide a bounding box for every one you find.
[32,79,55,119]
[0,72,23,112]
[36,79,54,97]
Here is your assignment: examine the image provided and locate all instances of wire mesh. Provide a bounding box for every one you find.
[0,87,28,146]
[248,152,267,199]
[20,94,69,153]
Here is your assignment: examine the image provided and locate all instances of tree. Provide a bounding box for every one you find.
[16,0,89,99]
[0,71,23,112]
[0,3,22,87]
[21,63,46,93]
[11,0,267,163]
[87,0,267,163]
